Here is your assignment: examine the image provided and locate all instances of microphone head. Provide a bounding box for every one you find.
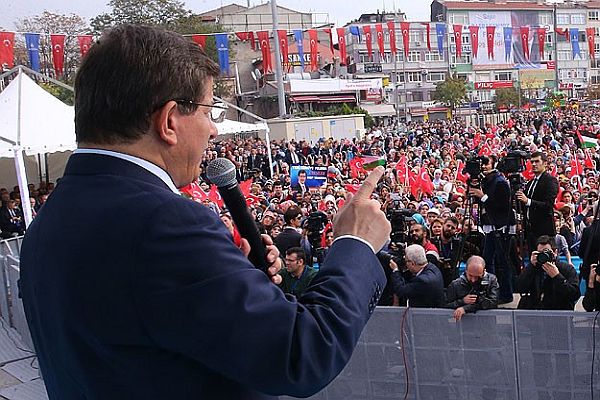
[207,158,237,188]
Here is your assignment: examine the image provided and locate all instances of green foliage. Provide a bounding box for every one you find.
[494,88,525,109]
[432,76,467,111]
[546,91,566,109]
[90,0,190,33]
[38,82,74,105]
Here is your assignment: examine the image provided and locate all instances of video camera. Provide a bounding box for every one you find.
[497,150,529,175]
[305,211,328,248]
[385,207,415,245]
[462,156,485,178]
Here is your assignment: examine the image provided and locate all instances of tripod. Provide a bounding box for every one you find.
[455,179,480,270]
[507,173,527,272]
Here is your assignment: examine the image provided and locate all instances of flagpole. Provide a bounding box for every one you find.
[270,0,287,117]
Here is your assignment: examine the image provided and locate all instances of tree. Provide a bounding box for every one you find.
[495,88,525,110]
[90,0,190,33]
[432,76,467,114]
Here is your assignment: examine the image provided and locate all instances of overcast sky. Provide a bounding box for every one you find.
[0,0,430,31]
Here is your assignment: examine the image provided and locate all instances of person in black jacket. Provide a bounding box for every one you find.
[583,264,600,312]
[515,235,580,310]
[388,244,444,308]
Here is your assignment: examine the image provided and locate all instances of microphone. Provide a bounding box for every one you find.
[206,158,268,273]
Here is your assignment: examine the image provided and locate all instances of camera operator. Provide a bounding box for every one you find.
[444,256,499,321]
[516,152,559,252]
[468,155,515,304]
[431,217,478,287]
[515,235,580,310]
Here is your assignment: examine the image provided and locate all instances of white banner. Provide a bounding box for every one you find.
[290,78,382,93]
[469,11,513,69]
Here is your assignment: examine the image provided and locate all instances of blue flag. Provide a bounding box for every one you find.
[215,33,229,75]
[503,27,512,61]
[24,33,40,72]
[294,30,305,70]
[435,24,446,54]
[570,28,581,59]
[349,26,361,37]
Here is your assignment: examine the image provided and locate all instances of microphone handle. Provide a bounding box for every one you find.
[219,184,268,273]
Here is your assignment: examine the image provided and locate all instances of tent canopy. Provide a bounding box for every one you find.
[216,119,267,135]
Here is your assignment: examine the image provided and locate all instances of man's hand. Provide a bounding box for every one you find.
[516,190,528,204]
[463,294,477,305]
[240,234,283,285]
[454,307,466,321]
[333,166,391,252]
[468,187,484,199]
[542,262,560,278]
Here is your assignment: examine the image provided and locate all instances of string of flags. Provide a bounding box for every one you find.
[0,22,597,78]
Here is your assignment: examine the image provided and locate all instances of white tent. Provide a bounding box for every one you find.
[216,119,267,136]
[0,67,76,227]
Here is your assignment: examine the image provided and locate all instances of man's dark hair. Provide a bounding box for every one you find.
[284,206,302,224]
[444,216,460,227]
[286,247,306,264]
[74,24,220,145]
[531,151,547,162]
[298,170,307,176]
[536,235,556,250]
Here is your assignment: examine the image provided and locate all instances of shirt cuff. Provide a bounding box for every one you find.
[526,199,532,207]
[481,194,488,203]
[333,235,376,254]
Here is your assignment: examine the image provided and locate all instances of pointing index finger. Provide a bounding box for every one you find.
[354,166,384,201]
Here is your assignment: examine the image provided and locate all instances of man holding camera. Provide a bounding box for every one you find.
[444,256,499,321]
[468,155,515,304]
[515,235,580,310]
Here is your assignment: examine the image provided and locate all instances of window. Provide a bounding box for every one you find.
[456,73,470,82]
[449,13,468,25]
[595,27,600,37]
[428,72,446,82]
[545,33,553,45]
[379,52,392,63]
[407,51,421,62]
[451,54,472,64]
[560,68,587,79]
[475,72,489,82]
[395,72,405,83]
[407,72,422,82]
[411,92,424,101]
[556,14,569,25]
[590,11,600,21]
[592,75,600,84]
[425,51,444,62]
[409,30,422,43]
[592,59,600,68]
[557,50,571,60]
[571,13,585,25]
[494,71,513,81]
[539,13,552,26]
[395,53,404,62]
[358,53,371,63]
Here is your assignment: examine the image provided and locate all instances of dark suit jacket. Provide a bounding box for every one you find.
[274,227,302,255]
[0,206,24,238]
[284,150,304,166]
[246,154,264,171]
[480,171,512,228]
[524,171,559,237]
[20,153,386,399]
[390,263,445,308]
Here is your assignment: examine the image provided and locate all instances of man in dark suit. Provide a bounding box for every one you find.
[274,206,303,255]
[19,25,391,400]
[284,144,303,165]
[517,151,559,253]
[291,169,309,195]
[388,244,444,308]
[246,148,263,174]
[0,199,24,239]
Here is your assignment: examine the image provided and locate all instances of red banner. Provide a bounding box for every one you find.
[475,81,514,90]
[537,27,546,59]
[0,32,15,68]
[587,27,596,60]
[520,26,529,60]
[486,26,495,59]
[235,31,256,50]
[208,185,224,208]
[256,31,272,73]
[324,28,334,56]
[386,22,397,55]
[421,23,431,52]
[547,60,556,70]
[337,28,348,64]
[50,34,65,76]
[362,25,373,60]
[375,24,385,57]
[453,25,463,57]
[395,155,408,185]
[180,180,209,203]
[77,35,93,57]
[400,22,410,57]
[191,34,207,49]
[349,157,366,179]
[276,30,289,67]
[469,26,479,58]
[418,167,434,195]
[308,29,319,71]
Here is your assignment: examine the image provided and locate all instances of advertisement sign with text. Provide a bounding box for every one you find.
[474,81,514,90]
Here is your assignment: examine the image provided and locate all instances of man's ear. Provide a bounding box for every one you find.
[153,101,179,146]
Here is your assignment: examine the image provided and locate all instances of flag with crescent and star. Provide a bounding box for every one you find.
[337,28,348,64]
[50,34,65,76]
[520,26,530,61]
[308,29,319,71]
[0,31,15,68]
[387,22,397,56]
[375,24,385,58]
[469,26,479,58]
[362,25,373,61]
[256,30,272,73]
[77,35,93,58]
[486,26,495,59]
[453,25,463,57]
[191,34,207,49]
[276,30,289,67]
[587,27,596,59]
[400,22,410,57]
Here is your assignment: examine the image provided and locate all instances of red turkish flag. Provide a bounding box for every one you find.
[0,32,15,68]
[418,167,435,195]
[585,149,596,169]
[453,25,463,57]
[387,21,397,55]
[337,28,348,64]
[245,194,261,207]
[587,28,596,60]
[549,164,558,178]
[469,26,479,58]
[324,28,334,57]
[400,22,410,57]
[362,25,373,60]
[239,179,253,197]
[77,35,93,57]
[395,155,408,184]
[208,185,224,208]
[344,184,361,194]
[523,160,535,180]
[421,23,431,52]
[555,28,569,41]
[520,26,530,60]
[256,31,272,73]
[407,169,419,199]
[570,158,583,178]
[375,24,385,58]
[455,160,470,183]
[191,34,207,49]
[478,144,492,156]
[308,29,319,71]
[349,157,366,179]
[180,180,209,203]
[50,34,66,76]
[537,27,546,59]
[486,26,496,59]
[235,32,256,50]
[276,30,289,66]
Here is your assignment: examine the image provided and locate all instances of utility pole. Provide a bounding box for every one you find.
[553,2,559,90]
[270,0,287,117]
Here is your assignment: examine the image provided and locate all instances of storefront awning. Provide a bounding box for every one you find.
[360,103,396,117]
[290,94,356,103]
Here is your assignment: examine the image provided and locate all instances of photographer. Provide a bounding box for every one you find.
[444,256,499,321]
[583,264,600,312]
[516,235,580,310]
[468,155,515,304]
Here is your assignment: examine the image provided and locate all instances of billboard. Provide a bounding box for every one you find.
[290,166,328,188]
[469,11,513,69]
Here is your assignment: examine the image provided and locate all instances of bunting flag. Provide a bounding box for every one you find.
[349,26,361,38]
[324,28,334,56]
[587,27,596,59]
[235,31,256,50]
[24,33,40,72]
[469,26,479,58]
[555,27,570,41]
[537,27,546,59]
[0,32,15,68]
[215,33,229,75]
[400,22,410,57]
[308,29,319,71]
[453,24,463,57]
[436,23,446,54]
[276,30,289,66]
[50,34,65,76]
[77,35,93,57]
[486,26,496,59]
[191,34,207,49]
[570,28,581,59]
[421,23,431,52]
[503,27,512,61]
[386,22,397,56]
[256,31,272,73]
[293,30,305,70]
[520,26,530,60]
[336,28,347,64]
[375,24,385,58]
[362,25,373,60]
